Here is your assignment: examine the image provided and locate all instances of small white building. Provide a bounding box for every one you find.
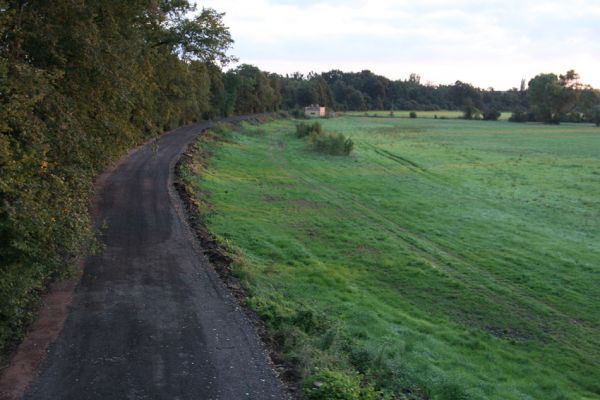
[304,104,326,118]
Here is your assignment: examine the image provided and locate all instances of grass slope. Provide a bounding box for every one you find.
[185,117,600,399]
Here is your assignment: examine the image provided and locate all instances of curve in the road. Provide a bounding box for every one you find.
[23,119,287,400]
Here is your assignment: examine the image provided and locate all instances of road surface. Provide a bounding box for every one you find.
[23,119,286,400]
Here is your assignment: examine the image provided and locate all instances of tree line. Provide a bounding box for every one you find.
[275,69,599,124]
[0,0,247,352]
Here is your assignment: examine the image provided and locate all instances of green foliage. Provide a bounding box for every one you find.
[462,104,482,120]
[482,109,501,121]
[508,110,531,123]
[527,70,581,124]
[225,64,281,114]
[436,381,470,400]
[296,122,352,156]
[296,122,323,138]
[0,0,237,356]
[409,111,417,118]
[278,110,291,119]
[309,132,353,156]
[304,370,379,400]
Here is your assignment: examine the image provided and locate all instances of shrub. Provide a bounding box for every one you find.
[389,111,394,117]
[463,106,481,120]
[344,138,354,155]
[409,111,417,119]
[310,132,353,156]
[592,106,600,127]
[508,110,529,123]
[278,110,291,119]
[291,108,306,119]
[303,369,379,400]
[482,109,501,121]
[563,112,583,123]
[209,123,235,140]
[296,122,310,138]
[296,122,352,156]
[296,122,323,138]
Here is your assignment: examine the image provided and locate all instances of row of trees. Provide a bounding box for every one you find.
[278,70,528,112]
[0,0,287,352]
[274,69,599,124]
[524,70,600,124]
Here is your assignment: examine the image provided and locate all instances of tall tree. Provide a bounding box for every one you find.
[528,71,580,123]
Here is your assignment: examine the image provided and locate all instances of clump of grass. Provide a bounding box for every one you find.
[238,121,266,136]
[303,369,380,400]
[209,122,235,139]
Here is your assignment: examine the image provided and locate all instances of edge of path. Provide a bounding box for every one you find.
[173,118,302,397]
[0,131,156,400]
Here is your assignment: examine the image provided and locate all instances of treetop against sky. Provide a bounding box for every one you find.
[198,0,600,90]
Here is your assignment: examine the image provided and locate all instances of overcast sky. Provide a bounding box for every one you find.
[197,0,600,90]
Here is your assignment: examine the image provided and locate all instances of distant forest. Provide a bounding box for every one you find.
[235,67,600,124]
[1,0,599,355]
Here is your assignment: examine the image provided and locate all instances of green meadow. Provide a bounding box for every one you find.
[184,116,600,399]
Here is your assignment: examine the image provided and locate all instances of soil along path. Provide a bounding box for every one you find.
[21,119,286,399]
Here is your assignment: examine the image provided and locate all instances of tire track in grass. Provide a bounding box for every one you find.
[265,128,599,349]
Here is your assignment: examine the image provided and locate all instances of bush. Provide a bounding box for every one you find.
[296,122,352,156]
[303,370,379,400]
[563,112,583,123]
[409,111,417,119]
[463,106,481,120]
[291,108,306,119]
[508,110,530,123]
[296,122,323,138]
[278,110,291,119]
[592,106,600,127]
[482,109,501,121]
[310,132,353,156]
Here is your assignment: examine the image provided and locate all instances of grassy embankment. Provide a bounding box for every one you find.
[183,116,600,399]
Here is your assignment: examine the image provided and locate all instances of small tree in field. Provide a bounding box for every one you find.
[528,70,581,124]
[483,109,501,121]
[593,105,600,127]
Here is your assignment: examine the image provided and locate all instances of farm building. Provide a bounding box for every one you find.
[305,104,326,118]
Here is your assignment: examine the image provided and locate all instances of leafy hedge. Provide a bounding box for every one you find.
[0,0,236,355]
[295,122,354,156]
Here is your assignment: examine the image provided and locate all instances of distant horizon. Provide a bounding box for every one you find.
[198,0,600,91]
[224,61,597,91]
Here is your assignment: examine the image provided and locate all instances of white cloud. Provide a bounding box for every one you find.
[196,0,600,89]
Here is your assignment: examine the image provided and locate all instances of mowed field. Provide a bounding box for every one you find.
[185,116,600,399]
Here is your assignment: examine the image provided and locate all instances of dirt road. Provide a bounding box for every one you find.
[23,119,286,399]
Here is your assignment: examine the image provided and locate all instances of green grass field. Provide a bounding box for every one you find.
[344,110,511,120]
[184,117,600,399]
